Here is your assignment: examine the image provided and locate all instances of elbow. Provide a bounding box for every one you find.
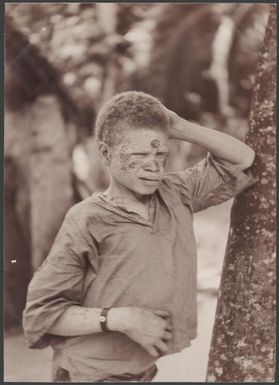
[239,148,256,170]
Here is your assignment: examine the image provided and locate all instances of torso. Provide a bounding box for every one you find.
[52,184,198,381]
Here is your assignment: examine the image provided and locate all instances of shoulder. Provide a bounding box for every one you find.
[160,169,194,193]
[64,195,104,231]
[158,174,189,207]
[64,194,116,243]
[66,194,105,221]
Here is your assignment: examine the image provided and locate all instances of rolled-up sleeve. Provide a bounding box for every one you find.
[23,213,98,349]
[164,154,257,213]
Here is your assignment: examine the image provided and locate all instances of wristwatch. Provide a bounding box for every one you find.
[100,307,111,332]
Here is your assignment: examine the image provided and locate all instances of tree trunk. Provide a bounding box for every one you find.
[4,156,32,328]
[29,96,75,270]
[96,3,119,106]
[4,95,75,320]
[206,4,276,382]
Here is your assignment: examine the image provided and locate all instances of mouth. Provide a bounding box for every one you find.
[139,177,160,183]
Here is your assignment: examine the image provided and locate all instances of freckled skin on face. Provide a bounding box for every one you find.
[108,128,169,197]
[119,152,132,173]
[118,141,135,173]
[117,136,166,174]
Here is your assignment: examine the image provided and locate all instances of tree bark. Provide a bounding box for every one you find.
[206,4,276,382]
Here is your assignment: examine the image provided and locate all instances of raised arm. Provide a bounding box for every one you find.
[166,109,255,170]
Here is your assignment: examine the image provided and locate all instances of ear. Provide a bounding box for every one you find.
[98,141,112,165]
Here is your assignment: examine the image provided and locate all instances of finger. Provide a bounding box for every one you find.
[164,322,172,330]
[153,309,170,318]
[146,345,160,358]
[162,331,172,341]
[155,340,169,354]
[163,319,173,331]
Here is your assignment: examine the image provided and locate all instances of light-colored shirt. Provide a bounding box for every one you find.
[23,155,256,382]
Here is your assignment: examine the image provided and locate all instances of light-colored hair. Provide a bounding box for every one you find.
[95,91,169,147]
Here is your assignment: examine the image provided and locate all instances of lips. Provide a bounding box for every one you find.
[139,177,160,182]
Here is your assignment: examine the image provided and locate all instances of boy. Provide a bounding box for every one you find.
[23,91,256,382]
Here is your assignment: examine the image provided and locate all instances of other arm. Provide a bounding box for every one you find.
[166,109,255,170]
[49,306,172,358]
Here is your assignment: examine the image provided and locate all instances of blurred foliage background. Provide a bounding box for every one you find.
[4,3,269,330]
[6,3,268,136]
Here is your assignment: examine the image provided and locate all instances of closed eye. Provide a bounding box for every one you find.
[130,152,149,156]
[129,151,168,156]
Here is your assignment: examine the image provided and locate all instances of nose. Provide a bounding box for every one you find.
[143,159,160,172]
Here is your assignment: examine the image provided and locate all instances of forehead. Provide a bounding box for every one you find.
[118,128,168,151]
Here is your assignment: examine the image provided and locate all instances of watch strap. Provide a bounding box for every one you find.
[99,307,111,332]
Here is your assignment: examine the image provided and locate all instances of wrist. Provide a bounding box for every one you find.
[106,307,131,333]
[167,111,190,140]
[99,307,111,332]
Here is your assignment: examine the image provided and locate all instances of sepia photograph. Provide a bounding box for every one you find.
[4,2,276,382]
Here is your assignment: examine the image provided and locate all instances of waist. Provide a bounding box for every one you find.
[54,363,158,382]
[97,363,158,382]
[52,332,157,381]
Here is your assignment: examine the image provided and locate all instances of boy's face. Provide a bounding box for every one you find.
[105,128,169,196]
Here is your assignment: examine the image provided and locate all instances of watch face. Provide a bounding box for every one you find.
[100,316,106,322]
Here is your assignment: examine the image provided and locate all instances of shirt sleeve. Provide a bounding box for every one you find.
[164,154,257,213]
[22,212,99,349]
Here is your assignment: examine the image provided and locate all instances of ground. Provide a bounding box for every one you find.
[4,200,232,382]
